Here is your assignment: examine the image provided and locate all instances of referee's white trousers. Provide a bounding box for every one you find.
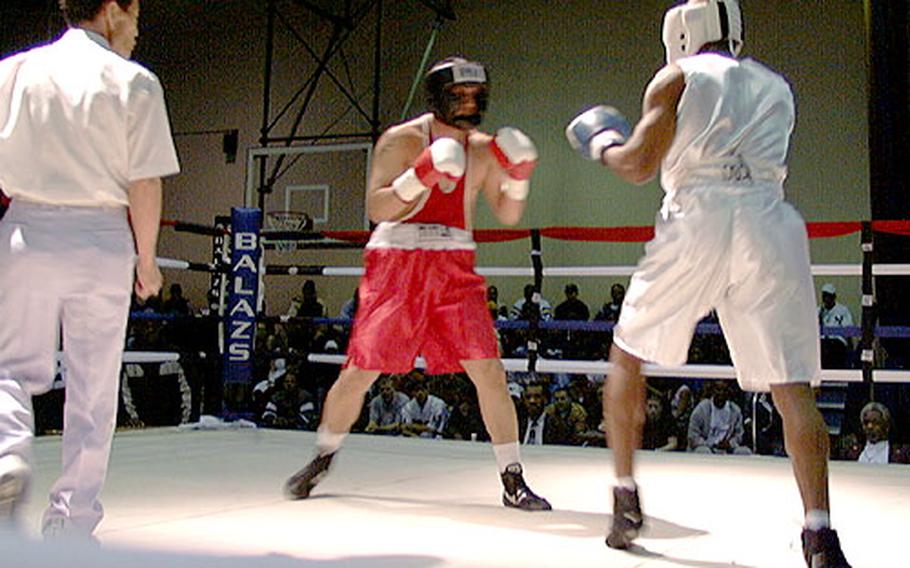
[0,200,134,536]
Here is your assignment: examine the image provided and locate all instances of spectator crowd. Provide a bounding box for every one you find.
[31,277,910,465]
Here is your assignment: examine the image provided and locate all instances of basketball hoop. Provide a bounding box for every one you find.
[264,210,312,252]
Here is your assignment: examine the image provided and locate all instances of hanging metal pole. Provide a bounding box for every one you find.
[371,0,383,142]
[257,0,278,212]
[400,16,444,121]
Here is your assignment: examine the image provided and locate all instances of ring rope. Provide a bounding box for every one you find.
[202,208,910,396]
[255,263,910,278]
[156,257,225,273]
[256,314,910,338]
[303,220,910,245]
[157,218,910,245]
[305,353,910,384]
[54,351,180,364]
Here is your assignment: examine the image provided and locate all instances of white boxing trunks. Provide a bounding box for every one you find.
[614,184,821,392]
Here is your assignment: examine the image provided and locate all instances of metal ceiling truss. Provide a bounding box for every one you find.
[254,0,456,209]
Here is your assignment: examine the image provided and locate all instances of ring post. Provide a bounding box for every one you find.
[527,229,544,373]
[860,221,875,401]
[222,207,262,418]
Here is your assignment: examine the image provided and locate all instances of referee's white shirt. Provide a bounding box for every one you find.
[0,28,180,206]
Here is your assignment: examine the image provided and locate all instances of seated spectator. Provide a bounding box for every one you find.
[743,392,785,456]
[507,381,524,414]
[510,283,553,321]
[554,283,590,321]
[688,380,751,455]
[486,285,506,321]
[567,375,599,422]
[517,382,552,445]
[576,380,606,447]
[444,395,488,441]
[544,386,588,446]
[287,279,327,317]
[839,402,910,464]
[590,283,625,360]
[554,283,591,358]
[818,283,854,368]
[253,351,287,405]
[285,279,328,351]
[593,283,625,322]
[162,283,192,315]
[261,371,316,430]
[364,375,409,435]
[401,371,449,438]
[664,384,693,451]
[642,392,673,450]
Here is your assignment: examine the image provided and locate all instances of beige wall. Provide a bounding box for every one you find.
[139,0,869,320]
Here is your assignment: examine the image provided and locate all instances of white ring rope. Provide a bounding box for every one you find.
[55,351,180,364]
[259,263,910,278]
[121,351,181,363]
[306,353,910,384]
[156,257,191,270]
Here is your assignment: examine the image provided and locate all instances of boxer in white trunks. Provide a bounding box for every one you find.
[566,2,850,565]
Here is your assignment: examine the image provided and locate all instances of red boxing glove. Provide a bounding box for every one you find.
[392,138,465,202]
[490,127,537,200]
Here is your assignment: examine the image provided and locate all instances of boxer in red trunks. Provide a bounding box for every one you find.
[285,57,550,511]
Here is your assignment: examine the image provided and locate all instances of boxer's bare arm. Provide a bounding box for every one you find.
[603,65,685,185]
[366,126,426,223]
[479,136,526,226]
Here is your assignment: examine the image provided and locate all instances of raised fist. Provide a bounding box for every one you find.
[392,138,465,202]
[490,127,537,200]
[565,105,631,161]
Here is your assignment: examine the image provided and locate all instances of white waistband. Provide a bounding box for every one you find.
[366,222,476,251]
[671,157,786,189]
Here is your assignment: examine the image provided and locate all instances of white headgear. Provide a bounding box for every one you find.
[662,0,743,65]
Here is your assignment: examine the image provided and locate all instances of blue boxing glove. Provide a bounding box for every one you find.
[565,105,632,161]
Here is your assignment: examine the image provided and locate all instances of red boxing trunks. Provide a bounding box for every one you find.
[346,243,498,374]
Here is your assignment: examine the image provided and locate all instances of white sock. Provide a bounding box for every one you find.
[805,509,830,531]
[316,426,347,456]
[492,442,521,473]
[615,476,637,490]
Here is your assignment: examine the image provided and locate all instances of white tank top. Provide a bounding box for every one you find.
[661,54,794,197]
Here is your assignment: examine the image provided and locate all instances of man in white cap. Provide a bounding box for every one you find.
[818,283,854,367]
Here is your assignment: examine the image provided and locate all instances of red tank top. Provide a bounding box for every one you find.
[404,136,468,230]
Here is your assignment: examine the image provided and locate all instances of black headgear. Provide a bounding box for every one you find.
[424,57,489,128]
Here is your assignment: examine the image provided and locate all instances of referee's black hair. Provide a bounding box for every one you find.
[59,0,133,26]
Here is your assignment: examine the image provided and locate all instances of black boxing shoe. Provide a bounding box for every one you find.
[284,452,335,500]
[802,527,851,568]
[500,463,552,511]
[606,486,643,549]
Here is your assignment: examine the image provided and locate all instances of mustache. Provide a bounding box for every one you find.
[452,113,482,126]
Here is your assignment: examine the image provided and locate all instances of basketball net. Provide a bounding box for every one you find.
[265,211,310,252]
